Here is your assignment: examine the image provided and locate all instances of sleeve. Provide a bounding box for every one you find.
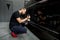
[14,11,20,18]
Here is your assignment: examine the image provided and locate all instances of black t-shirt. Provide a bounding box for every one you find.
[9,11,28,29]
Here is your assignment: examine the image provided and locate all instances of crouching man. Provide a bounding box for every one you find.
[9,8,30,38]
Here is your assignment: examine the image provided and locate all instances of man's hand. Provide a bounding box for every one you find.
[27,19,30,21]
[27,15,30,19]
[27,15,30,21]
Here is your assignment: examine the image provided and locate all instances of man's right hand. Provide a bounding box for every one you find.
[27,15,30,19]
[27,19,30,21]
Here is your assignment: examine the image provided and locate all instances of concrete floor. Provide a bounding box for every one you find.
[0,22,39,40]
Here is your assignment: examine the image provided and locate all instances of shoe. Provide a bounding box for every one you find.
[11,32,17,38]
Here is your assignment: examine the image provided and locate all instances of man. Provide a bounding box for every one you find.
[9,8,30,38]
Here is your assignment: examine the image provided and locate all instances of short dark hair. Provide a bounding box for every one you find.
[19,8,26,10]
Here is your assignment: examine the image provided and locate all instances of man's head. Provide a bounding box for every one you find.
[19,8,26,14]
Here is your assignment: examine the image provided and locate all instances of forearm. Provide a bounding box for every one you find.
[17,15,31,23]
[19,18,28,23]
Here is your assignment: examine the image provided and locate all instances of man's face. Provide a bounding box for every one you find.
[21,9,26,14]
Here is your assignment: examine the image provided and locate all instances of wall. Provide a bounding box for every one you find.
[0,0,24,22]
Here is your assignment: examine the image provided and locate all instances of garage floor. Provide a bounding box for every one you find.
[0,22,39,40]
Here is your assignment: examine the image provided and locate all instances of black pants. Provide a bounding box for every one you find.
[10,25,27,34]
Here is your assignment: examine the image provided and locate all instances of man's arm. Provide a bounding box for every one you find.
[16,17,28,23]
[16,15,30,23]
